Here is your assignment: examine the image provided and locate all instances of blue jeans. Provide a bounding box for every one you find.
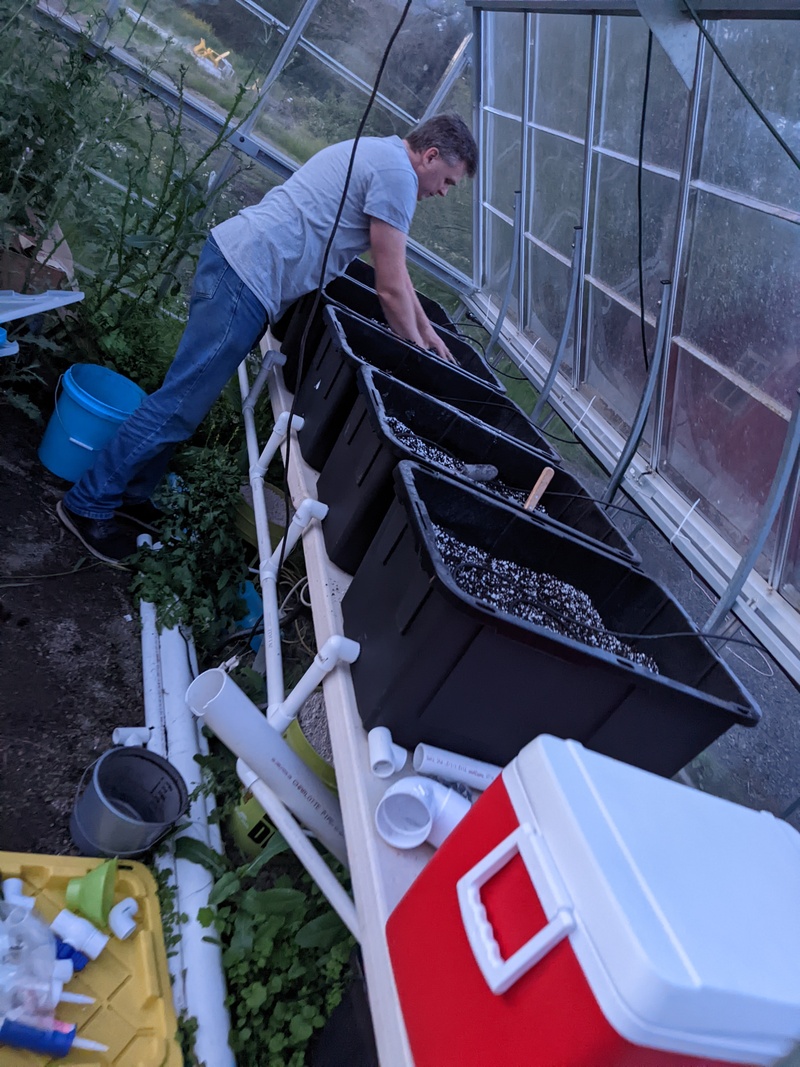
[65,237,269,520]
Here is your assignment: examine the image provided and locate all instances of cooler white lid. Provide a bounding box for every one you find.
[504,736,800,1064]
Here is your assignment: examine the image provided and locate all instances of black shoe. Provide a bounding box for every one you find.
[56,500,139,567]
[115,498,165,533]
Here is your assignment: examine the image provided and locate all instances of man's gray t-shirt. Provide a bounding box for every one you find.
[212,135,418,321]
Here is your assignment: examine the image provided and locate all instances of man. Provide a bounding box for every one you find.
[57,112,478,565]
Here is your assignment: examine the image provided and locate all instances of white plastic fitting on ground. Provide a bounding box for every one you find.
[108,898,138,940]
[268,635,360,733]
[374,776,472,850]
[368,727,408,778]
[111,726,152,747]
[50,911,109,960]
[2,878,35,911]
[413,743,502,792]
[187,669,348,865]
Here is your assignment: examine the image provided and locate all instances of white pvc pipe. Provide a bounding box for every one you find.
[238,361,284,712]
[367,728,408,779]
[137,584,184,1013]
[241,349,286,417]
[413,744,502,792]
[374,776,472,850]
[187,670,348,866]
[237,761,359,941]
[138,581,232,1056]
[159,625,235,1067]
[268,635,360,734]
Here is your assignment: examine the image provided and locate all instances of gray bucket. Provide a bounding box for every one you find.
[70,746,189,858]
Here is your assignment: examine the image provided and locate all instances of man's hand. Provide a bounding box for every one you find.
[424,330,457,365]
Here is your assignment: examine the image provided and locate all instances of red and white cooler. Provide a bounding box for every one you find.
[386,735,800,1066]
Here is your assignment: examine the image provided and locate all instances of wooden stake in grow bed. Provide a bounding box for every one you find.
[524,467,554,511]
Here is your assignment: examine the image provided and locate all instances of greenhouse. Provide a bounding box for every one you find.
[1,0,800,1063]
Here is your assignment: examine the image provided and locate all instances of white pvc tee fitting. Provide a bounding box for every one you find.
[374,776,472,850]
[368,727,408,778]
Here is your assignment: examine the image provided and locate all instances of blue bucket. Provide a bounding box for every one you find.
[38,364,147,482]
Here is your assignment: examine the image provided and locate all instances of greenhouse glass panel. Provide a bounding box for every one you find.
[408,59,475,277]
[524,243,572,367]
[678,191,800,402]
[589,153,678,318]
[103,0,281,118]
[484,111,522,219]
[529,130,583,260]
[661,344,788,564]
[302,0,471,120]
[483,210,518,325]
[253,48,404,163]
[699,20,800,210]
[780,508,800,613]
[410,177,474,277]
[582,284,655,455]
[596,16,689,172]
[530,13,591,139]
[484,10,525,116]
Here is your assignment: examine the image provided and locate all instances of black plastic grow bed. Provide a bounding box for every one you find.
[294,307,548,472]
[316,366,637,575]
[341,462,760,778]
[275,259,459,392]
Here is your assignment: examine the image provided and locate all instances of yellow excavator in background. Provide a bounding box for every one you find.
[192,38,231,68]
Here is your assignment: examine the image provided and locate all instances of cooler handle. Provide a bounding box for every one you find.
[456,822,575,995]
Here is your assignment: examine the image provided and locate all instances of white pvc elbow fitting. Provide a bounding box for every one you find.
[368,727,408,778]
[50,910,109,960]
[374,776,472,850]
[109,898,139,940]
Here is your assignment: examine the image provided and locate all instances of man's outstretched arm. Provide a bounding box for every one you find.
[369,218,454,362]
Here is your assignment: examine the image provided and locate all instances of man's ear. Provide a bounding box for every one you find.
[424,146,440,165]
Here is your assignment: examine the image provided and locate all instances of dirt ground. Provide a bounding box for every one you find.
[0,403,144,857]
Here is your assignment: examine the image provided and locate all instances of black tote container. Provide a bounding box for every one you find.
[341,461,760,778]
[276,259,459,392]
[294,307,552,472]
[316,366,637,575]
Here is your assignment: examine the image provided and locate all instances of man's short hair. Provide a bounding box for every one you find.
[406,113,478,178]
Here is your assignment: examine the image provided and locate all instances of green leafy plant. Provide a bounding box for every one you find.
[130,445,250,654]
[175,835,356,1067]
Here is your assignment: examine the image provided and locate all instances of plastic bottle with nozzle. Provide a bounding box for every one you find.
[0,907,106,1056]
